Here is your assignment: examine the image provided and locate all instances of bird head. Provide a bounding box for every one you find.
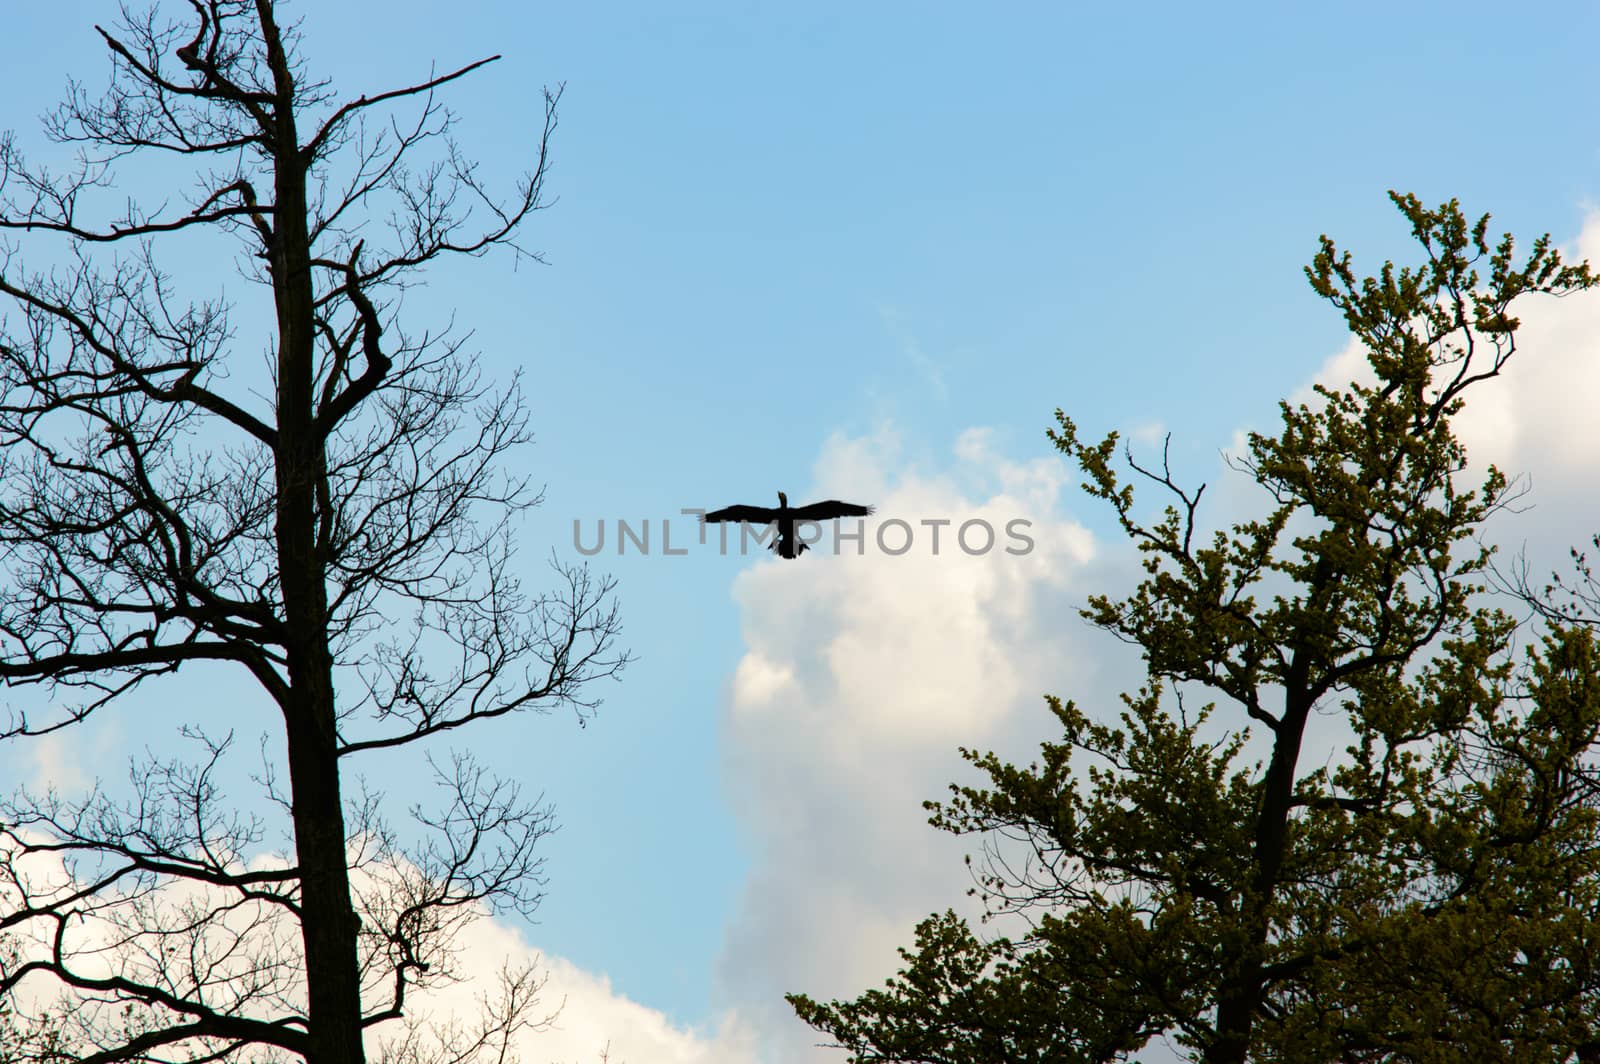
[777,491,788,507]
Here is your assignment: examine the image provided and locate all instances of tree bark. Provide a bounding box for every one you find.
[260,3,365,1060]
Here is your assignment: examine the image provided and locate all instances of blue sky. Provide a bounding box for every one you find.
[4,2,1600,1060]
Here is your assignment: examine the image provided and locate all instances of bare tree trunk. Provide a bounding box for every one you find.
[256,6,367,1057]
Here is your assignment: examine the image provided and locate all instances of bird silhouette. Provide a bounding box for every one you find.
[704,491,874,559]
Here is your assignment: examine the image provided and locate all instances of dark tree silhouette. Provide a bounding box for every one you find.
[704,491,874,559]
[0,3,625,1063]
[790,196,1600,1062]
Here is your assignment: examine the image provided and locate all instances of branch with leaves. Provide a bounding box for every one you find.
[792,194,1600,1064]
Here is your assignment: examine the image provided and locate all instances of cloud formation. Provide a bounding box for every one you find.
[0,834,757,1064]
[713,425,1108,1061]
[391,914,759,1064]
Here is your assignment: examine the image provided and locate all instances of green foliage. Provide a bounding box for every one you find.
[789,193,1600,1062]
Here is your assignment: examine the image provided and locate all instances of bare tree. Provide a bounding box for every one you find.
[0,3,626,1062]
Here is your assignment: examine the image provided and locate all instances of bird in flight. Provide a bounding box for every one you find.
[703,491,874,559]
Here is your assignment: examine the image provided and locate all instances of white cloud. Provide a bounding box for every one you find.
[713,426,1112,1061]
[15,713,125,797]
[0,836,756,1064]
[393,915,758,1064]
[25,733,89,795]
[1453,213,1600,481]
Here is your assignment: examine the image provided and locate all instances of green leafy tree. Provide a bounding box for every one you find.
[790,194,1600,1063]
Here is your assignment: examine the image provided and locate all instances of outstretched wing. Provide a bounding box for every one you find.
[790,500,874,520]
[704,504,780,524]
